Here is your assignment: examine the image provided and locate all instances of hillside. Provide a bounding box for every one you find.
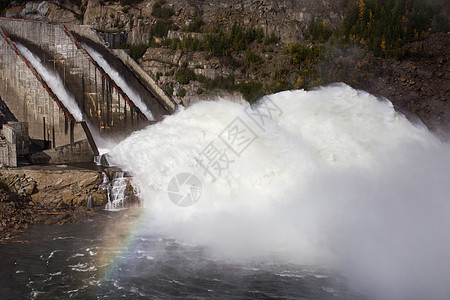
[1,0,449,131]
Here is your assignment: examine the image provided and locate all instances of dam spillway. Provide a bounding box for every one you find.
[0,17,176,164]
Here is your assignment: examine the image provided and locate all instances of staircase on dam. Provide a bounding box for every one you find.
[0,17,176,164]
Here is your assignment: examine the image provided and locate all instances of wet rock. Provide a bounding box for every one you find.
[62,190,75,206]
[78,174,103,189]
[91,190,108,207]
[72,194,88,208]
[0,167,123,239]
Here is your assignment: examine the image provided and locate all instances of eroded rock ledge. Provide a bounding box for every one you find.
[0,166,109,239]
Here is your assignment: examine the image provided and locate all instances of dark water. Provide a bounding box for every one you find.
[0,210,365,299]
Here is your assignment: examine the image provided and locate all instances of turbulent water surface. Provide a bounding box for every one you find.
[1,84,449,299]
[0,210,359,299]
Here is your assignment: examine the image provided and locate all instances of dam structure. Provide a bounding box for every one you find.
[0,17,176,164]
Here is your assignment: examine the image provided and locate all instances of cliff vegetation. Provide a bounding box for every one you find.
[1,0,449,130]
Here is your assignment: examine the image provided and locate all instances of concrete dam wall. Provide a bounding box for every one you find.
[0,27,93,164]
[0,17,176,164]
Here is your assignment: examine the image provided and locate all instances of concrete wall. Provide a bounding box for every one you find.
[2,122,29,156]
[0,141,16,167]
[0,29,87,149]
[98,32,128,49]
[0,17,177,166]
[0,17,155,137]
[113,49,176,112]
[0,122,28,167]
[30,139,96,164]
[67,24,176,113]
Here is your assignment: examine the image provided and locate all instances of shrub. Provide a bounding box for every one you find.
[204,30,231,57]
[197,74,235,91]
[273,69,289,81]
[309,17,331,42]
[244,50,263,68]
[152,1,175,19]
[255,27,264,43]
[149,20,173,39]
[184,18,204,33]
[178,87,186,97]
[157,23,270,58]
[341,0,443,57]
[175,64,197,84]
[169,38,180,50]
[264,32,280,45]
[238,81,264,103]
[118,43,148,60]
[166,82,174,95]
[0,181,9,191]
[285,43,325,64]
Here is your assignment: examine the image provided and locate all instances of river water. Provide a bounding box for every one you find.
[0,209,362,299]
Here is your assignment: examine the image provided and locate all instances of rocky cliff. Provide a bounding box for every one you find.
[0,166,108,238]
[2,0,449,132]
[349,33,449,132]
[5,0,82,23]
[81,0,347,43]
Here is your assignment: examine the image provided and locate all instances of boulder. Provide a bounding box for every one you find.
[62,190,75,206]
[30,192,43,203]
[72,194,88,208]
[91,189,108,207]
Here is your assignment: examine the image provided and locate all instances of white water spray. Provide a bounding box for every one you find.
[16,42,84,121]
[81,43,154,121]
[104,172,127,211]
[108,83,450,299]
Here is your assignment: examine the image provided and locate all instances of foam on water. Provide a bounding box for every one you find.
[16,42,84,121]
[81,43,154,121]
[108,83,450,299]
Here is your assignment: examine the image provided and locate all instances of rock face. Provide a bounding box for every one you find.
[5,1,82,23]
[141,47,240,103]
[175,0,344,43]
[349,32,450,132]
[2,0,448,131]
[0,166,110,238]
[81,0,346,44]
[0,0,347,45]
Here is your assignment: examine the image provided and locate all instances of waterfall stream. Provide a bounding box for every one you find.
[81,43,154,121]
[15,42,84,122]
